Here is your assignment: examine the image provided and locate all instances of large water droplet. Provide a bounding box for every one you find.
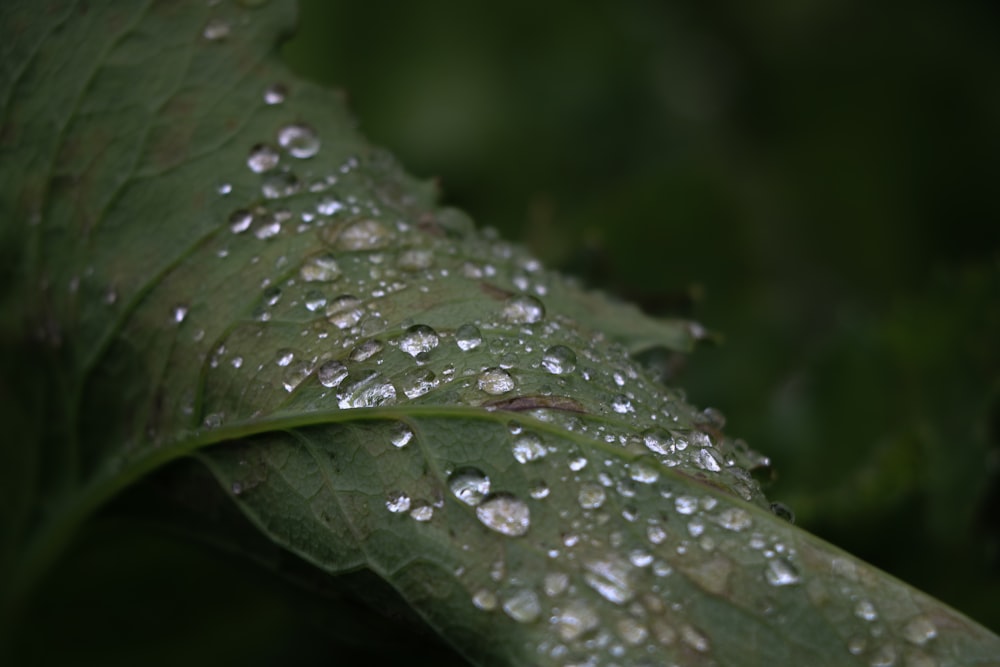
[716,507,752,532]
[511,432,546,463]
[478,368,514,395]
[247,143,280,173]
[765,558,801,586]
[398,324,439,357]
[502,589,541,623]
[541,345,576,375]
[338,373,397,409]
[502,294,545,324]
[642,428,674,456]
[578,483,607,510]
[335,219,391,251]
[694,447,722,472]
[455,323,483,351]
[317,360,348,388]
[278,123,320,158]
[300,254,341,282]
[583,557,634,604]
[261,170,300,199]
[629,461,659,484]
[449,467,491,506]
[476,493,531,536]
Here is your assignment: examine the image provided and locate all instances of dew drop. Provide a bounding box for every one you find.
[171,304,189,324]
[448,467,491,506]
[583,557,634,604]
[263,82,287,105]
[529,480,550,499]
[275,348,294,367]
[304,290,327,312]
[282,360,313,392]
[716,507,752,532]
[455,323,483,351]
[202,18,230,41]
[617,618,649,645]
[629,461,659,484]
[578,483,607,510]
[277,123,320,159]
[317,360,348,388]
[337,374,396,409]
[476,493,531,536]
[386,491,411,513]
[765,558,801,586]
[261,170,300,199]
[770,502,796,524]
[409,502,433,522]
[511,432,547,463]
[335,219,391,251]
[902,615,937,646]
[316,195,343,216]
[553,600,599,640]
[854,600,878,622]
[478,367,514,395]
[253,215,281,239]
[541,345,576,375]
[399,324,439,357]
[472,589,497,611]
[502,589,541,623]
[247,143,279,173]
[680,624,711,653]
[674,495,698,515]
[326,295,364,329]
[611,394,634,414]
[694,447,722,472]
[299,254,341,282]
[400,368,437,398]
[544,572,569,597]
[502,294,545,324]
[390,423,414,448]
[228,209,253,233]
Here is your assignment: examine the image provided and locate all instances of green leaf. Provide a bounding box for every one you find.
[2,1,998,665]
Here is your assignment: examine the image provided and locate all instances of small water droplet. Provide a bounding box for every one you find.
[398,324,439,357]
[449,467,491,506]
[629,461,659,484]
[617,618,649,645]
[400,368,437,398]
[472,589,497,611]
[228,209,253,233]
[326,295,364,329]
[410,502,434,522]
[247,143,280,173]
[171,304,189,324]
[680,624,710,653]
[544,572,569,597]
[386,491,411,513]
[476,493,531,536]
[541,345,576,375]
[253,214,281,239]
[334,219,391,251]
[674,495,698,515]
[502,294,545,324]
[202,18,230,41]
[263,82,287,105]
[304,290,328,312]
[902,614,937,646]
[282,360,313,392]
[578,483,607,510]
[511,432,547,463]
[868,644,896,667]
[694,447,722,472]
[529,480,550,499]
[502,589,541,623]
[300,254,341,282]
[455,323,483,351]
[569,456,588,472]
[854,600,878,622]
[478,367,514,395]
[716,507,752,531]
[553,600,599,640]
[628,548,654,567]
[317,360,348,388]
[231,481,243,495]
[390,424,414,448]
[275,348,294,367]
[260,170,300,199]
[277,123,320,159]
[611,394,634,414]
[349,339,383,362]
[765,558,801,586]
[583,557,634,604]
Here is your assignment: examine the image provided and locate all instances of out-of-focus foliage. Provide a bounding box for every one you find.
[282,0,1000,631]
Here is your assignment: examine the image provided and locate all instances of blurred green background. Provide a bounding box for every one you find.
[280,0,1000,630]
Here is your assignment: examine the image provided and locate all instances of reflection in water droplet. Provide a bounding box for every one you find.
[902,615,937,646]
[449,467,491,506]
[472,589,497,611]
[765,558,801,586]
[304,290,327,312]
[300,254,341,282]
[854,600,878,622]
[326,295,364,329]
[617,618,649,645]
[202,18,230,41]
[578,483,607,510]
[476,493,531,536]
[386,491,411,513]
[397,248,433,271]
[409,502,433,522]
[629,462,659,484]
[171,304,189,324]
[247,144,279,173]
[316,196,343,216]
[229,209,253,233]
[455,323,483,351]
[399,324,439,357]
[336,219,391,251]
[282,360,313,392]
[390,424,414,448]
[502,589,541,623]
[612,395,634,414]
[278,123,320,158]
[553,600,599,640]
[716,507,752,532]
[541,345,576,375]
[694,447,722,472]
[502,294,545,324]
[512,432,546,463]
[317,360,348,388]
[263,83,287,105]
[478,368,514,395]
[529,480,550,499]
[642,429,673,455]
[583,557,634,604]
[349,339,383,362]
[675,496,698,515]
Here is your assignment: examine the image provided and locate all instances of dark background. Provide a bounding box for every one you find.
[281,0,1000,631]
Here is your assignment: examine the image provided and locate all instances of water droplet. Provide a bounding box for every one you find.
[529,480,550,499]
[544,572,569,597]
[335,219,391,251]
[410,502,434,522]
[386,491,411,513]
[583,557,634,604]
[247,143,279,173]
[338,373,396,408]
[472,589,497,611]
[611,394,634,414]
[674,495,698,515]
[263,82,287,105]
[275,348,295,367]
[400,368,437,398]
[511,432,547,463]
[765,558,801,586]
[282,360,313,392]
[694,447,722,472]
[202,18,230,41]
[229,209,253,233]
[261,170,300,199]
[646,523,667,545]
[277,123,320,159]
[628,548,654,567]
[326,295,364,329]
[680,624,710,653]
[578,483,607,510]
[502,294,545,324]
[629,461,659,484]
[448,467,491,506]
[349,339,383,362]
[869,644,896,667]
[455,323,483,351]
[502,589,541,623]
[231,482,243,495]
[317,360,348,388]
[553,600,599,640]
[476,493,531,536]
[617,618,649,645]
[253,213,281,239]
[569,456,588,472]
[390,424,414,448]
[716,507,752,531]
[304,290,327,312]
[478,367,514,395]
[541,345,576,375]
[299,254,341,282]
[854,600,878,622]
[398,324,439,357]
[171,304,189,324]
[770,502,796,523]
[902,615,937,646]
